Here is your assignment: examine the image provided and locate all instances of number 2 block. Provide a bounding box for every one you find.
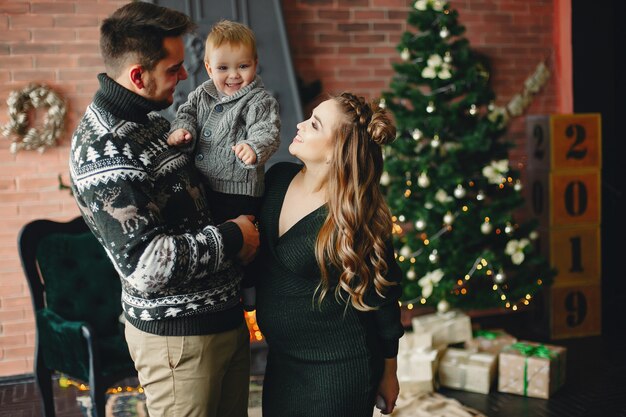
[526,114,602,171]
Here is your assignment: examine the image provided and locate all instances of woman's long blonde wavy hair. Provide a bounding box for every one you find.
[315,92,397,311]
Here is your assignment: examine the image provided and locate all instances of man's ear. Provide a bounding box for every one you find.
[129,65,144,89]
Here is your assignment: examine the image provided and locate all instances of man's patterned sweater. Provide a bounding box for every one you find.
[69,74,245,336]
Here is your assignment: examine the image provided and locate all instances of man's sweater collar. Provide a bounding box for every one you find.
[93,73,164,124]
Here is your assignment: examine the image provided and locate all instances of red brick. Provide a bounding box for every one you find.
[32,28,77,42]
[1,321,35,335]
[0,358,29,376]
[77,27,101,41]
[11,15,55,29]
[354,10,386,19]
[318,10,351,20]
[340,0,369,5]
[2,345,35,359]
[32,2,76,14]
[353,34,387,43]
[35,55,79,68]
[319,33,351,44]
[54,16,99,28]
[0,55,33,69]
[10,43,57,55]
[0,30,31,42]
[0,3,30,14]
[75,2,121,15]
[338,23,370,32]
[56,43,100,54]
[0,309,26,322]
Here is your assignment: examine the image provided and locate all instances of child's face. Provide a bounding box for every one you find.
[205,43,257,96]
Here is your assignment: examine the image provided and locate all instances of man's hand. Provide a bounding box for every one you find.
[167,128,192,146]
[232,143,257,165]
[230,214,259,264]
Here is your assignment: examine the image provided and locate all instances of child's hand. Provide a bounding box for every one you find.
[167,129,192,146]
[232,143,257,165]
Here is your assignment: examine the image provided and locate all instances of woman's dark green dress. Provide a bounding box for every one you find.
[254,162,405,417]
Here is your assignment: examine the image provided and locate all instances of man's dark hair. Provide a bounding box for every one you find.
[100,2,196,78]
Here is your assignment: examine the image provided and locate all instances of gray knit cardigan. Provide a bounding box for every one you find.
[170,76,280,197]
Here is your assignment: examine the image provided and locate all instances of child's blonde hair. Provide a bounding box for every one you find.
[204,20,257,62]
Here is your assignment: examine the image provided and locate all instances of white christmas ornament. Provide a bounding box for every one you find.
[480,221,493,234]
[476,191,485,201]
[428,249,439,263]
[494,270,506,284]
[469,104,478,115]
[414,0,428,10]
[435,189,452,203]
[514,180,522,191]
[417,172,431,188]
[415,219,426,230]
[453,185,466,199]
[401,48,410,61]
[380,171,390,186]
[439,26,450,39]
[398,215,406,222]
[529,230,539,240]
[437,299,451,313]
[443,211,455,225]
[426,102,436,113]
[430,134,441,148]
[412,128,423,140]
[407,269,417,280]
[379,98,386,109]
[400,245,412,258]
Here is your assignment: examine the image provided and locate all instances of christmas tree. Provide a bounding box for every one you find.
[380,0,554,312]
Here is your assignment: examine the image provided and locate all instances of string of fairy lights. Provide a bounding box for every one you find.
[390,168,544,312]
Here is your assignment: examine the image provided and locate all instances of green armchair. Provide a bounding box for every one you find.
[18,217,136,417]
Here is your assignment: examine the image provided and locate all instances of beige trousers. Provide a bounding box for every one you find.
[125,322,250,417]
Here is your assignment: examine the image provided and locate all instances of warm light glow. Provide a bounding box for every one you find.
[424,239,430,245]
[404,189,412,197]
[420,298,426,304]
[512,305,518,311]
[481,259,487,266]
[410,257,416,263]
[537,279,543,285]
[476,264,482,270]
[407,303,414,310]
[398,255,405,262]
[461,288,467,294]
[457,279,463,285]
[485,217,490,222]
[492,285,498,290]
[505,302,511,308]
[462,206,468,211]
[501,294,506,300]
[465,274,470,280]
[525,294,532,299]
[486,269,493,275]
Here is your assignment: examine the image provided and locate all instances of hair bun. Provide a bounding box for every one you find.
[367,104,396,146]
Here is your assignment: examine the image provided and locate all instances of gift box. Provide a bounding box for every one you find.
[464,329,517,355]
[411,310,473,348]
[498,341,567,399]
[438,347,497,394]
[397,332,445,392]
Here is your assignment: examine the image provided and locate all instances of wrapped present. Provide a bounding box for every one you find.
[411,310,473,348]
[438,348,497,394]
[397,344,443,382]
[464,329,517,355]
[498,341,567,399]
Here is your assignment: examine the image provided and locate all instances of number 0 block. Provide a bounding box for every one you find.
[526,114,602,172]
[550,283,601,339]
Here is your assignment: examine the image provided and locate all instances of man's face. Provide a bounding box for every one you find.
[142,36,188,108]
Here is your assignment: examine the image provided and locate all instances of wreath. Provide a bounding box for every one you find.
[1,83,66,153]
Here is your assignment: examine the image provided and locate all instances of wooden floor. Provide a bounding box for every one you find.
[1,334,625,417]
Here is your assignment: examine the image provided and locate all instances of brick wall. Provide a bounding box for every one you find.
[0,0,560,377]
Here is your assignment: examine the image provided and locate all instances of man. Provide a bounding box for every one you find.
[68,3,258,417]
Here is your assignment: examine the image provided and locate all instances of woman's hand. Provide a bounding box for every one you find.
[376,357,399,414]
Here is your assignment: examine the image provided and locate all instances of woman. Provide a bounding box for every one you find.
[253,92,404,417]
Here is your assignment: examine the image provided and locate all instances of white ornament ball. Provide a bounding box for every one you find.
[426,102,435,113]
[400,245,412,258]
[437,299,451,313]
[494,270,506,284]
[412,129,423,140]
[431,137,440,148]
[453,185,466,199]
[443,51,452,63]
[401,48,410,61]
[505,223,514,234]
[529,230,539,240]
[407,269,416,280]
[514,180,522,191]
[469,104,478,115]
[415,219,426,231]
[417,172,430,188]
[439,26,450,39]
[428,249,439,263]
[480,222,493,234]
[443,212,454,225]
[398,215,406,222]
[476,191,485,201]
[380,171,390,186]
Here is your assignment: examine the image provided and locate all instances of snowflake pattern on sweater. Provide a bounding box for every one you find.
[69,75,243,334]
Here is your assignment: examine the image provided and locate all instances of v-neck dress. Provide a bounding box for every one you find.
[253,162,405,417]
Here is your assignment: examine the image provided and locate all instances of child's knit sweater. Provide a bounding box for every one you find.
[69,73,245,336]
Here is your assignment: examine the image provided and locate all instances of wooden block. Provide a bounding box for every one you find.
[549,226,601,286]
[526,114,602,172]
[550,170,601,226]
[550,283,601,339]
[550,114,602,171]
[524,169,550,230]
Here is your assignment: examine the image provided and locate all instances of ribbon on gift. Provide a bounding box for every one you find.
[507,342,558,396]
[473,330,501,340]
